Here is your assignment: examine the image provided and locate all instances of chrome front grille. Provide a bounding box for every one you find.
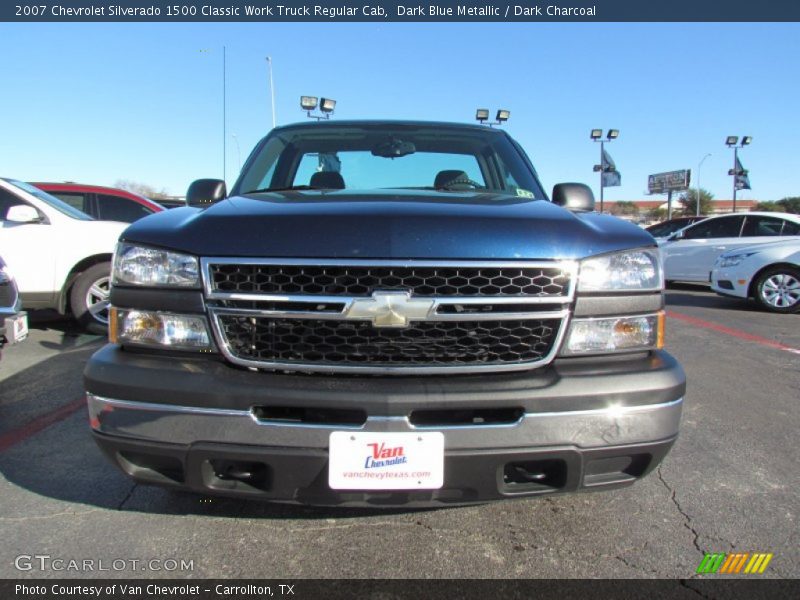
[203,259,576,374]
[217,317,561,366]
[209,263,571,297]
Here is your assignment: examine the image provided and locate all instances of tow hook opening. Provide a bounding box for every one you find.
[204,459,271,492]
[501,458,567,493]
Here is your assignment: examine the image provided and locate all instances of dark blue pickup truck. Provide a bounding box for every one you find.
[85,120,685,506]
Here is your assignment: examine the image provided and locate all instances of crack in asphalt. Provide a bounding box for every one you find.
[117,483,137,510]
[613,553,660,576]
[0,508,99,521]
[657,465,704,557]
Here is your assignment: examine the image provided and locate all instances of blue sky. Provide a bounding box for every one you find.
[1,22,799,202]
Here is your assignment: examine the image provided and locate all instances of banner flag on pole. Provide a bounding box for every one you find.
[735,156,751,190]
[601,148,621,187]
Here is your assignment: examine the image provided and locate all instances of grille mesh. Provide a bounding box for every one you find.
[210,264,570,297]
[217,317,560,367]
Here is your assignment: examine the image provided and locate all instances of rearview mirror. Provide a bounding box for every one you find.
[372,138,416,158]
[5,204,41,223]
[552,183,595,212]
[187,179,226,207]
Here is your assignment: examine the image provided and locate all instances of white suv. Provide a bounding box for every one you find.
[0,178,127,333]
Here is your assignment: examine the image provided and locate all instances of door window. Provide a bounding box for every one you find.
[741,215,786,237]
[49,192,89,214]
[96,194,152,223]
[682,216,744,239]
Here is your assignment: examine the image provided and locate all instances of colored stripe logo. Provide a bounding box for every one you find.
[696,552,773,574]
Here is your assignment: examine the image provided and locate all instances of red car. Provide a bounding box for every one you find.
[32,182,164,223]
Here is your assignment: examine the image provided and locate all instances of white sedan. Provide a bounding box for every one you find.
[660,212,800,283]
[711,239,800,313]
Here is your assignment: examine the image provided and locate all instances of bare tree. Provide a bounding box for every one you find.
[115,179,170,200]
[608,200,639,217]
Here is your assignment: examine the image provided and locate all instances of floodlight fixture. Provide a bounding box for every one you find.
[300,96,318,111]
[590,129,603,140]
[301,95,337,120]
[741,135,752,146]
[496,109,510,123]
[607,129,619,140]
[476,109,489,123]
[725,135,739,146]
[320,97,336,113]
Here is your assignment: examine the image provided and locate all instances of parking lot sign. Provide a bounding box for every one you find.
[648,170,691,194]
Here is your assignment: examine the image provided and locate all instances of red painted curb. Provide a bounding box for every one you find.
[667,311,800,356]
[0,397,86,453]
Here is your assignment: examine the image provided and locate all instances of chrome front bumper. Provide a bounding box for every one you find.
[88,393,682,451]
[85,345,685,504]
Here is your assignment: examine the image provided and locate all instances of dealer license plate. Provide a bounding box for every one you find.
[9,313,28,343]
[328,431,444,490]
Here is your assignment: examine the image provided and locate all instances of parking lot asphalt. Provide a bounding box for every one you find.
[0,288,797,580]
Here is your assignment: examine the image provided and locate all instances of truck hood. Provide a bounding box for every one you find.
[121,190,655,260]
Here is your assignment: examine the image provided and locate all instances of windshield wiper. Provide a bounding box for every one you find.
[435,184,486,192]
[243,185,315,194]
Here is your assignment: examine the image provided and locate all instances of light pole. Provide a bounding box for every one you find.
[591,128,619,213]
[697,153,711,217]
[199,47,227,182]
[726,135,751,213]
[266,56,276,129]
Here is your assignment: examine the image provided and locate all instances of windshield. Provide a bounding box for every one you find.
[647,219,698,237]
[6,179,93,220]
[233,123,545,199]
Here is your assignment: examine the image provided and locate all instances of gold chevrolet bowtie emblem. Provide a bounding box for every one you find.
[344,291,435,328]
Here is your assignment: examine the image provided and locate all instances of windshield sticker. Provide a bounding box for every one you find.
[516,188,535,198]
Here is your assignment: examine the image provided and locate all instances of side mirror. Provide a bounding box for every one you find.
[552,183,595,213]
[187,179,226,207]
[6,204,41,223]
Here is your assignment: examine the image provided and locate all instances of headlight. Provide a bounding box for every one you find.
[578,249,662,292]
[110,308,213,351]
[561,313,664,356]
[113,243,199,287]
[715,252,758,269]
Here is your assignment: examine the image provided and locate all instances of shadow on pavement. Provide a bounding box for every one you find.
[26,309,96,351]
[0,331,435,521]
[665,283,757,312]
